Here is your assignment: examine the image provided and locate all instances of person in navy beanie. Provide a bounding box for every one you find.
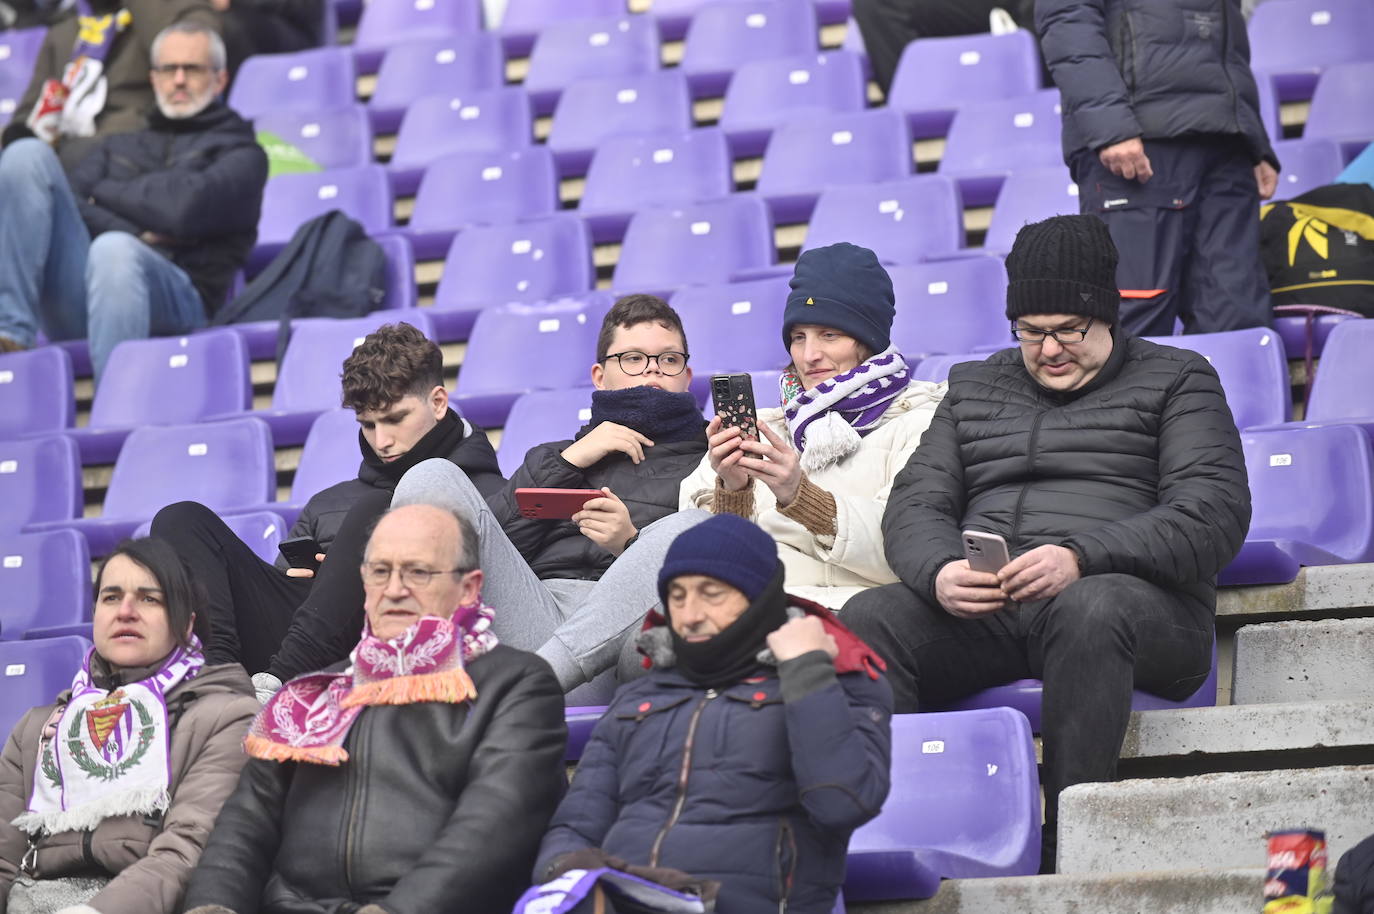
[532,514,892,914]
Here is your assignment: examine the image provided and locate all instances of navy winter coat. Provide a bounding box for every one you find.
[536,605,893,914]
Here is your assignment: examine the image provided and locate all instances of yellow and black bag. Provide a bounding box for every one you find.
[1260,183,1374,316]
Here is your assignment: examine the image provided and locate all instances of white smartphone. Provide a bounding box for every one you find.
[962,530,1010,574]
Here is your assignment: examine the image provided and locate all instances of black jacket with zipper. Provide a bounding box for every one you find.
[882,334,1251,610]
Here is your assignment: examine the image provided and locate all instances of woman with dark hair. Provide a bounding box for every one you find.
[0,538,258,914]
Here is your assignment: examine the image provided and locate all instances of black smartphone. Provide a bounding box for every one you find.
[278,535,323,572]
[710,373,759,442]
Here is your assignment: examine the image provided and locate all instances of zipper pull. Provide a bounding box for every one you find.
[706,688,718,699]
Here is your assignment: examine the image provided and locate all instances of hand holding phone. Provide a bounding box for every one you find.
[962,530,1010,574]
[515,487,606,519]
[279,536,324,575]
[710,373,759,442]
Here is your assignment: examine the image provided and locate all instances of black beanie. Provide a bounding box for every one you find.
[783,242,895,355]
[1005,215,1120,325]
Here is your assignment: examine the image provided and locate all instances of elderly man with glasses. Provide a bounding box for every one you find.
[842,214,1251,874]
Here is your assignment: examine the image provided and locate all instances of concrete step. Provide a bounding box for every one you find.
[1058,764,1374,875]
[849,868,1266,914]
[1219,563,1374,624]
[1233,618,1374,704]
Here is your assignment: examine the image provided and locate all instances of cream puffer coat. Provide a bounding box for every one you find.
[680,382,946,609]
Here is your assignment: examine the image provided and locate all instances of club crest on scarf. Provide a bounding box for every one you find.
[780,347,912,473]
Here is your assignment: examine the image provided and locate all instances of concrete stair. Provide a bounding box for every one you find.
[1233,617,1374,704]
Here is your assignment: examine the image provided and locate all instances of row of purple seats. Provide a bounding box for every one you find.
[0,27,45,128]
[1249,0,1374,103]
[0,636,91,740]
[0,530,90,642]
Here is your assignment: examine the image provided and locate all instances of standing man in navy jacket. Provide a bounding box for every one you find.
[1037,0,1279,336]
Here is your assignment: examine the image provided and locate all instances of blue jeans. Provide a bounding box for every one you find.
[0,138,206,379]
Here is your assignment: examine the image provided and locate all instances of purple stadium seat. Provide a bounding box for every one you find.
[289,409,365,505]
[0,436,82,532]
[1304,61,1374,157]
[1248,0,1374,102]
[1221,424,1374,586]
[911,353,984,383]
[133,509,288,566]
[352,0,483,74]
[0,347,74,439]
[670,276,790,402]
[642,0,714,41]
[28,418,276,557]
[579,127,733,243]
[938,89,1064,207]
[718,50,866,157]
[523,15,661,117]
[0,531,90,641]
[1141,328,1289,431]
[453,295,613,427]
[887,30,1041,139]
[757,107,912,224]
[499,389,597,477]
[1255,68,1281,143]
[679,0,818,98]
[253,105,373,171]
[889,257,1010,359]
[0,28,47,128]
[845,709,1039,901]
[612,195,776,297]
[547,70,693,177]
[432,214,594,341]
[228,47,356,120]
[564,704,607,761]
[500,0,627,56]
[377,233,417,311]
[982,166,1079,255]
[254,165,393,265]
[0,636,92,741]
[803,175,963,265]
[388,87,534,196]
[1270,138,1347,200]
[367,34,506,134]
[1273,306,1357,365]
[840,15,869,75]
[1302,320,1374,429]
[405,146,558,260]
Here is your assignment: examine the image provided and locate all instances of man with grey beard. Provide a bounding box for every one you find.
[0,21,266,381]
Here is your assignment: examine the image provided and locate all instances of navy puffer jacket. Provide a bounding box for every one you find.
[536,601,892,914]
[1036,0,1277,168]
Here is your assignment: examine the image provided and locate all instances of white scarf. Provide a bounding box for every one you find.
[781,346,912,474]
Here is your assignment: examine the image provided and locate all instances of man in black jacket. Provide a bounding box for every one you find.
[0,21,266,379]
[1037,0,1279,336]
[842,215,1251,871]
[152,322,506,684]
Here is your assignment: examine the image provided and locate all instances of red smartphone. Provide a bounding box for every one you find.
[514,487,605,519]
[711,373,759,442]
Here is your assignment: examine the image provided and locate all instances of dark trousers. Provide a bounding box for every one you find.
[1073,137,1272,337]
[1335,833,1374,914]
[851,0,1002,95]
[842,573,1214,860]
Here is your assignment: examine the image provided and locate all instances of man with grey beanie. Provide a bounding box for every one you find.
[841,214,1251,872]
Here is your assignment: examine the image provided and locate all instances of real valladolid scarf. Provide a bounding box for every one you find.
[27,0,131,142]
[779,346,911,473]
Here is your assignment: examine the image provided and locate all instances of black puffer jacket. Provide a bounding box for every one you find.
[883,335,1251,609]
[490,429,708,581]
[1036,0,1277,168]
[181,646,567,914]
[65,101,268,317]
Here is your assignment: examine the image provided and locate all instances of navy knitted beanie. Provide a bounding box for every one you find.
[657,514,780,607]
[1005,215,1120,324]
[783,242,895,355]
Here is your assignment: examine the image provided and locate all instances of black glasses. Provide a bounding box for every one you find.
[360,563,470,590]
[1011,318,1095,345]
[602,350,689,376]
[151,63,213,78]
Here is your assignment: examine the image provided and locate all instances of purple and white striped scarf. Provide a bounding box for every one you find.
[781,347,911,473]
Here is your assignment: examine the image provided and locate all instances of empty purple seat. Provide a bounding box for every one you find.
[290,409,365,505]
[982,166,1079,255]
[433,214,593,340]
[888,30,1041,139]
[500,0,626,56]
[1141,328,1289,431]
[523,15,661,116]
[352,0,482,74]
[1255,68,1281,143]
[845,709,1039,901]
[911,353,984,383]
[499,389,597,477]
[679,0,817,98]
[1248,0,1374,102]
[889,256,1010,359]
[564,704,607,761]
[405,146,558,260]
[1270,138,1347,200]
[228,47,356,120]
[1304,320,1374,428]
[718,50,866,156]
[368,34,506,134]
[377,233,417,311]
[757,107,911,224]
[0,27,47,128]
[453,295,613,427]
[547,70,693,177]
[1304,60,1374,157]
[803,175,963,265]
[1273,306,1357,363]
[580,127,733,243]
[254,105,374,171]
[0,436,81,532]
[255,165,393,264]
[1221,424,1374,586]
[642,0,711,41]
[388,87,534,196]
[0,531,90,641]
[0,636,92,741]
[938,89,1064,207]
[671,275,791,401]
[612,195,776,297]
[0,346,73,439]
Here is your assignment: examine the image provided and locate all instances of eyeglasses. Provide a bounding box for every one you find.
[602,350,689,376]
[151,63,213,78]
[360,563,471,590]
[1011,318,1095,345]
